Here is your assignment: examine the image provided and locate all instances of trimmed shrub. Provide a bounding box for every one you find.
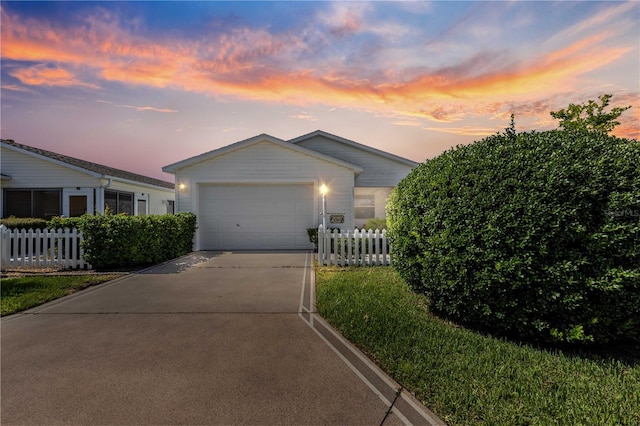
[387,129,640,344]
[48,212,197,269]
[0,217,48,230]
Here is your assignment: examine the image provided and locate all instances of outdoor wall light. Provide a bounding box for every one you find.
[178,183,186,191]
[320,184,328,229]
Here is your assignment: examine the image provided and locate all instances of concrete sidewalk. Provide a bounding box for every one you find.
[1,251,443,425]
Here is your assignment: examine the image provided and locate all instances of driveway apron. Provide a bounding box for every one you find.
[1,252,442,425]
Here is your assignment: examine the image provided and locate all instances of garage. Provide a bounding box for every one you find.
[198,183,314,250]
[162,134,368,251]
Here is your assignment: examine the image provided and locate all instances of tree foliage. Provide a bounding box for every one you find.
[550,94,631,134]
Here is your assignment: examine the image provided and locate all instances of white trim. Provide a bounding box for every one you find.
[134,193,149,216]
[62,188,94,217]
[109,176,174,191]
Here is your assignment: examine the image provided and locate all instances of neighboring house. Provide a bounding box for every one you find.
[163,130,418,251]
[1,139,175,219]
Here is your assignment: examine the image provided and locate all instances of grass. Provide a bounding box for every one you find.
[1,274,120,316]
[316,267,640,426]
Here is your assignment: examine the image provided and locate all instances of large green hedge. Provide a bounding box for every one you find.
[48,212,197,269]
[387,129,639,344]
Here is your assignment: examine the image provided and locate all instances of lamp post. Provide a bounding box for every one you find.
[320,184,328,229]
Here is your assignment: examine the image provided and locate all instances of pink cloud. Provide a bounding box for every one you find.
[1,84,35,93]
[291,112,318,121]
[97,100,177,113]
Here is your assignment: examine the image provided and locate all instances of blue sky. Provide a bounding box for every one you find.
[1,1,638,181]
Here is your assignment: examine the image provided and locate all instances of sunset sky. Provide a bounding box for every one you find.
[1,1,638,182]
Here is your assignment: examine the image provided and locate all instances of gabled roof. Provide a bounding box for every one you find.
[288,130,419,168]
[1,139,174,189]
[162,133,364,174]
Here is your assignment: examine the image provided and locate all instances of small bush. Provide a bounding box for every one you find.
[0,217,48,230]
[387,129,640,344]
[307,227,319,250]
[48,212,197,269]
[362,217,387,230]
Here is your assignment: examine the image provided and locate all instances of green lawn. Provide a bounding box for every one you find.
[316,267,640,426]
[1,274,120,316]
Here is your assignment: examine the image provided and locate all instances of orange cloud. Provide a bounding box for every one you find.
[392,120,422,127]
[423,126,498,137]
[11,65,98,88]
[1,4,637,140]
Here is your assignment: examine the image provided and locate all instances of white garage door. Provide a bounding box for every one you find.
[199,183,314,250]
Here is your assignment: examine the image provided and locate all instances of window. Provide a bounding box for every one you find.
[355,195,375,219]
[166,200,175,215]
[3,189,61,219]
[104,191,117,214]
[104,190,134,215]
[4,190,31,217]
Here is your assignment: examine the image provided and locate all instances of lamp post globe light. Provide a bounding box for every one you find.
[320,184,328,229]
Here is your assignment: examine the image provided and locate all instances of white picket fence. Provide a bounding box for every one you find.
[318,226,392,266]
[0,226,91,271]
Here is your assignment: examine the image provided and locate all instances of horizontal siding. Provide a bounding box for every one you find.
[174,141,355,230]
[1,148,99,188]
[295,136,414,187]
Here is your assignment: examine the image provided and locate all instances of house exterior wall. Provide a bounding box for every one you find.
[1,146,174,218]
[106,180,175,216]
[293,135,415,187]
[1,148,99,218]
[173,140,356,230]
[1,148,99,188]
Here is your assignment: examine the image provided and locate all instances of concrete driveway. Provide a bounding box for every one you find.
[1,251,442,425]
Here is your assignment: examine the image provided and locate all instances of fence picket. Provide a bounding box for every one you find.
[19,229,27,268]
[0,226,8,267]
[64,228,71,269]
[381,230,389,266]
[346,230,352,266]
[339,231,345,266]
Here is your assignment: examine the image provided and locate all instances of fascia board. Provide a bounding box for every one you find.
[108,176,175,192]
